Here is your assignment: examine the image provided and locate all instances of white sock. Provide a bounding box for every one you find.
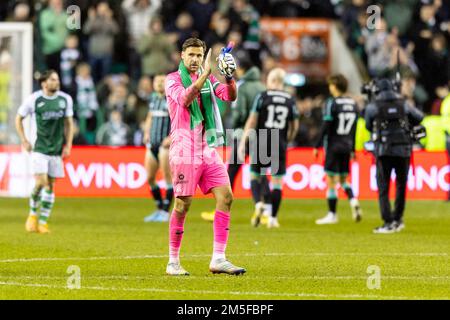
[212,253,225,261]
[263,204,272,217]
[169,257,180,264]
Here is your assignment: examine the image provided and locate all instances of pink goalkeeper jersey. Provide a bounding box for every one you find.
[165,71,236,164]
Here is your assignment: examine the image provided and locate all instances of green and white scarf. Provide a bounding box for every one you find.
[178,61,224,147]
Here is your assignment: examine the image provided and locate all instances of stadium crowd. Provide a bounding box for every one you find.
[0,0,448,146]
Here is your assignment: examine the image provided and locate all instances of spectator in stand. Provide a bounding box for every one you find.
[9,2,31,22]
[226,28,252,68]
[228,0,261,67]
[105,83,130,116]
[39,0,68,73]
[96,109,131,146]
[96,73,131,107]
[294,96,323,147]
[133,75,154,124]
[83,1,119,83]
[382,0,417,38]
[123,92,139,130]
[204,12,231,48]
[138,16,176,77]
[347,10,369,64]
[408,3,440,72]
[166,11,196,51]
[422,33,449,99]
[122,0,162,81]
[72,120,88,146]
[431,85,449,115]
[75,63,99,144]
[365,18,390,76]
[341,0,367,33]
[60,34,81,97]
[186,0,216,38]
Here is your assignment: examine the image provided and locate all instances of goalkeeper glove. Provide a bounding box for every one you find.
[218,52,236,79]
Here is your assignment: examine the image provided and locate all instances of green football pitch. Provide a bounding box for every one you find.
[0,197,448,300]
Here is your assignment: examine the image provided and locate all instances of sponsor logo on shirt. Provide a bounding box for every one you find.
[41,110,65,120]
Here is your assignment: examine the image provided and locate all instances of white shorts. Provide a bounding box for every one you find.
[31,152,64,178]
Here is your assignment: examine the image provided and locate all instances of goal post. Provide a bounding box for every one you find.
[0,22,33,197]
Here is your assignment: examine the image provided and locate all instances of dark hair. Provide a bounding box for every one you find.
[182,38,206,53]
[38,70,58,85]
[327,74,348,93]
[238,57,253,72]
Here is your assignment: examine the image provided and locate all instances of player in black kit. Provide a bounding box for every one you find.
[239,68,299,228]
[314,74,362,225]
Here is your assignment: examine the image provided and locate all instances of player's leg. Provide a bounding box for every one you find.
[144,148,163,222]
[339,173,362,222]
[392,157,409,231]
[373,157,396,233]
[159,146,173,214]
[197,154,245,275]
[249,168,265,227]
[227,138,242,190]
[25,174,46,232]
[167,196,191,275]
[260,176,272,225]
[38,154,65,233]
[268,175,283,228]
[26,152,49,232]
[316,174,339,224]
[37,176,55,234]
[317,151,339,225]
[209,185,245,275]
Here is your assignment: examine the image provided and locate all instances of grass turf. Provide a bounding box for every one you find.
[0,197,448,300]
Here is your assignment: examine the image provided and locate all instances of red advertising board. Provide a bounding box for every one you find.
[1,146,448,199]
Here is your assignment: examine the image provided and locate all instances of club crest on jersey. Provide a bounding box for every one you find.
[59,100,66,109]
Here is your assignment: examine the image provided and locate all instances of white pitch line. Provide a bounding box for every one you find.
[1,275,449,281]
[0,252,447,263]
[2,281,448,300]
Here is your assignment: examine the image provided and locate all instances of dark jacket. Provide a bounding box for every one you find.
[231,67,265,133]
[365,90,424,157]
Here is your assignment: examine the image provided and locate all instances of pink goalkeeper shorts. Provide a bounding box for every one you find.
[170,148,230,197]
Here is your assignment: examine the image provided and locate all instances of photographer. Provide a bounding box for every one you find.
[365,79,424,234]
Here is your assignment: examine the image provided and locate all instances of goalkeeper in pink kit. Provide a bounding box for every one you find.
[165,38,245,275]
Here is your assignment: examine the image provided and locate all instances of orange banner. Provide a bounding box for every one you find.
[1,146,448,199]
[260,18,331,78]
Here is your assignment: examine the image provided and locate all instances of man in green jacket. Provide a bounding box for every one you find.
[39,0,68,73]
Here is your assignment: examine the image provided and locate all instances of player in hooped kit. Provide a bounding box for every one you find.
[164,38,245,275]
[314,74,362,225]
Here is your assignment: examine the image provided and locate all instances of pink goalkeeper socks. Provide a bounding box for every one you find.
[169,210,186,263]
[213,210,230,259]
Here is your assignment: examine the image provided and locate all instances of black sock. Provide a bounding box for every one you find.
[227,163,241,190]
[163,187,174,211]
[150,185,163,210]
[343,184,354,200]
[250,179,262,204]
[271,189,282,218]
[261,177,272,204]
[328,198,337,214]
